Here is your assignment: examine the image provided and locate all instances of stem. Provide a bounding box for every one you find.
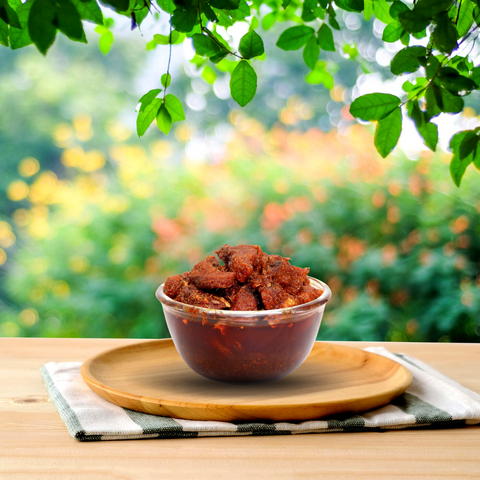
[163,22,173,101]
[455,0,462,25]
[196,0,243,60]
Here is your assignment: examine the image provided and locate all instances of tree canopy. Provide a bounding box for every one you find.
[1,0,480,186]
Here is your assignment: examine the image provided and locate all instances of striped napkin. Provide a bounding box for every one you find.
[40,347,480,441]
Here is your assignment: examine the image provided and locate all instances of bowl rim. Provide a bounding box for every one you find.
[156,276,331,317]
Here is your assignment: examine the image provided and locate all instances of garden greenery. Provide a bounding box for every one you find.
[1,0,480,185]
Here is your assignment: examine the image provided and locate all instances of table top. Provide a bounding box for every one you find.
[1,338,479,480]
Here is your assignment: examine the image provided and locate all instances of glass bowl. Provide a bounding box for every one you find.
[156,277,331,384]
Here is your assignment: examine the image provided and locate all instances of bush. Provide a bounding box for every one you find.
[1,120,479,342]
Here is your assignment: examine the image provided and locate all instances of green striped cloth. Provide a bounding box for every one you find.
[40,347,480,441]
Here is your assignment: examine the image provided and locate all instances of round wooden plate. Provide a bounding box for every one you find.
[81,340,412,422]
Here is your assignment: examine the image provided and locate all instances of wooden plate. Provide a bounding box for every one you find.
[81,340,412,422]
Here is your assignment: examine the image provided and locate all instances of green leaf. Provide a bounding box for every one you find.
[230,60,257,107]
[208,0,240,9]
[457,0,474,37]
[0,18,7,47]
[202,65,216,84]
[398,11,430,33]
[343,0,364,13]
[276,25,315,51]
[164,94,185,122]
[99,0,129,12]
[262,12,276,30]
[418,121,438,151]
[56,0,87,43]
[28,0,57,55]
[192,33,223,57]
[317,23,335,51]
[439,68,477,94]
[156,0,175,14]
[433,13,457,54]
[442,88,464,113]
[282,0,292,8]
[0,0,20,28]
[137,97,162,137]
[201,0,217,22]
[9,0,33,49]
[425,85,442,118]
[238,30,264,59]
[374,107,402,158]
[471,66,480,87]
[161,73,171,88]
[412,0,453,18]
[350,93,401,121]
[382,21,404,42]
[98,30,113,53]
[171,7,197,33]
[154,31,180,44]
[425,56,440,80]
[389,1,409,21]
[372,0,394,24]
[305,61,334,89]
[156,104,172,135]
[459,131,478,160]
[71,0,104,24]
[390,46,426,75]
[303,36,320,70]
[363,0,373,20]
[450,154,472,187]
[137,88,162,113]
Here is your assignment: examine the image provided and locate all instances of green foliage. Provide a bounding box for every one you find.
[374,107,402,158]
[230,60,257,107]
[2,0,480,186]
[350,93,401,121]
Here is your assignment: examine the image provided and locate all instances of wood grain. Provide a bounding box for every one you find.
[81,339,412,421]
[1,337,480,480]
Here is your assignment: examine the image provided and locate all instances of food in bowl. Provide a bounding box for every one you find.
[156,245,331,383]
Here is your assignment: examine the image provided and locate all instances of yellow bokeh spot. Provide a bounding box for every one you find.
[69,255,90,273]
[29,172,59,205]
[19,157,40,177]
[330,85,345,102]
[53,123,74,148]
[0,248,6,266]
[13,209,31,227]
[105,120,132,142]
[7,180,29,201]
[0,221,11,238]
[462,107,476,118]
[174,123,193,142]
[109,245,128,264]
[62,147,105,172]
[73,114,93,142]
[101,195,130,214]
[30,257,49,275]
[150,140,173,159]
[0,322,20,336]
[19,309,39,327]
[0,232,15,249]
[53,281,70,297]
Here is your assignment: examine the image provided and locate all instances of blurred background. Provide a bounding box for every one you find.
[1,7,479,343]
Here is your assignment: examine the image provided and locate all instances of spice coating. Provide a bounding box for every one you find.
[164,244,323,311]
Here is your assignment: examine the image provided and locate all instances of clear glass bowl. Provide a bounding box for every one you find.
[156,277,331,384]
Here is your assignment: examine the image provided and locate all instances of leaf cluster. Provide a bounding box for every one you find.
[1,0,480,186]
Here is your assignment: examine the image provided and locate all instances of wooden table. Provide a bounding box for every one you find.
[1,338,479,479]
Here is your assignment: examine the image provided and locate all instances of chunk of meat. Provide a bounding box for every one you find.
[176,283,231,309]
[189,256,235,289]
[231,286,259,311]
[296,285,323,305]
[259,283,298,310]
[216,244,264,282]
[263,254,309,295]
[163,272,189,299]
